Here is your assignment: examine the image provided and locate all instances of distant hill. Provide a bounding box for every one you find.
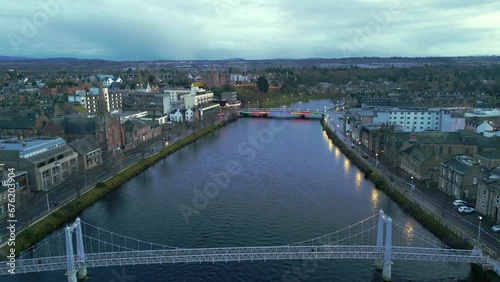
[0,56,33,61]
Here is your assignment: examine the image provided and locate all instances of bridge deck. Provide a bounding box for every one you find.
[1,245,486,275]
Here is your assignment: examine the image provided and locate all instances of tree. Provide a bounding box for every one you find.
[257,76,269,93]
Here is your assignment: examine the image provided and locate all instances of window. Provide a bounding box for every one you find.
[448,146,452,154]
[455,175,459,183]
[473,177,478,185]
[496,195,500,204]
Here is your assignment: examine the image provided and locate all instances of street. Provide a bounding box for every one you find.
[325,106,500,258]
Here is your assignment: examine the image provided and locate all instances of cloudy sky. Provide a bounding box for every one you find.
[1,0,499,60]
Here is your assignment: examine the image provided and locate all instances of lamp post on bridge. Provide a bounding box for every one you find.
[375,153,378,168]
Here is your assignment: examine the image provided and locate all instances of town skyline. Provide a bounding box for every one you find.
[1,0,499,60]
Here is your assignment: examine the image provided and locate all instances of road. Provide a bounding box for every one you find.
[325,106,500,258]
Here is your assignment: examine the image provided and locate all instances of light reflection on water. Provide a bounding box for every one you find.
[343,158,351,175]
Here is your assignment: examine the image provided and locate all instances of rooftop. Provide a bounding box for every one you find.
[0,137,66,158]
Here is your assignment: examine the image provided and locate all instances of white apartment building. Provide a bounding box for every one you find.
[68,88,123,114]
[370,108,465,132]
[229,74,250,83]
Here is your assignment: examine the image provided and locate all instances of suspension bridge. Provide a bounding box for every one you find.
[1,210,498,282]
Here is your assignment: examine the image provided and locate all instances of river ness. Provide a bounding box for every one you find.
[4,100,470,281]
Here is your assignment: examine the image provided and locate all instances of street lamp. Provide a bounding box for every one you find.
[44,162,61,212]
[410,176,414,195]
[358,141,361,154]
[375,153,378,168]
[478,216,482,244]
[43,182,50,212]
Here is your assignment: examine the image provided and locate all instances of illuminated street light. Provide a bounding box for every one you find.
[478,216,482,244]
[410,176,415,195]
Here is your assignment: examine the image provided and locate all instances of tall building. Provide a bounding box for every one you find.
[0,137,78,191]
[95,82,123,156]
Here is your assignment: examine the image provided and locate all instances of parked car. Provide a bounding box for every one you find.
[362,153,369,158]
[492,225,500,232]
[453,200,467,207]
[458,206,474,213]
[350,144,356,148]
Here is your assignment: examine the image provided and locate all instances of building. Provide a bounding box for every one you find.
[202,67,227,88]
[0,168,28,219]
[169,109,184,123]
[97,75,123,88]
[122,92,168,116]
[369,107,465,132]
[183,86,215,109]
[477,169,500,223]
[185,108,194,122]
[229,74,250,84]
[122,119,162,150]
[0,137,79,191]
[465,119,493,134]
[439,155,489,202]
[0,116,37,138]
[474,150,500,170]
[102,77,123,87]
[68,138,102,170]
[164,87,191,113]
[221,91,237,101]
[399,144,445,181]
[68,88,122,114]
[383,130,500,183]
[431,74,454,90]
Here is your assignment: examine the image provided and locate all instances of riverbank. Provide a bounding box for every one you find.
[0,119,233,258]
[320,118,500,281]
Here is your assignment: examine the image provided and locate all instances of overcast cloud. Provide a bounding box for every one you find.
[1,0,499,60]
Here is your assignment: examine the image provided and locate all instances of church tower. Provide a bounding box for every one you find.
[136,60,143,89]
[96,79,110,151]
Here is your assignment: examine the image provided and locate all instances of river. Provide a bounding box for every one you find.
[5,100,470,281]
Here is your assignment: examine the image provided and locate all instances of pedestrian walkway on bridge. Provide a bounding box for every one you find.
[2,210,498,282]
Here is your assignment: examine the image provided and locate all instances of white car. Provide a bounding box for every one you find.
[453,200,467,207]
[458,206,474,213]
[492,225,500,232]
